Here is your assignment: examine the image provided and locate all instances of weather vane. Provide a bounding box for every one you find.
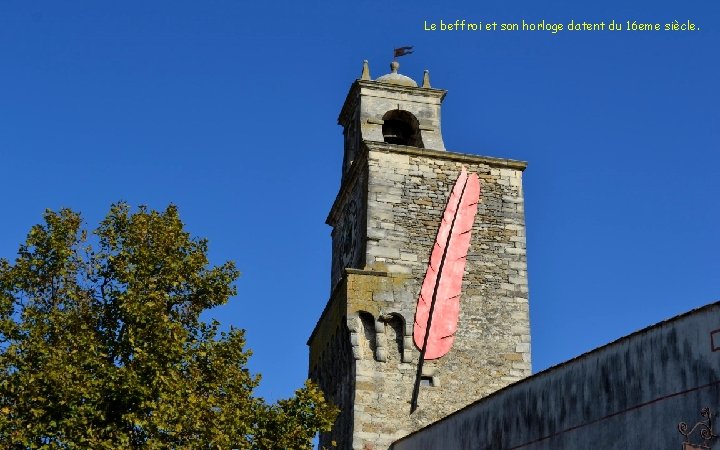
[393,46,414,60]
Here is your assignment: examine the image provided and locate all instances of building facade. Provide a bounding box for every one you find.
[307,60,532,449]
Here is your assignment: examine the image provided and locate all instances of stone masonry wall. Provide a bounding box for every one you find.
[311,321,354,449]
[310,139,532,450]
[308,280,355,450]
[345,142,531,449]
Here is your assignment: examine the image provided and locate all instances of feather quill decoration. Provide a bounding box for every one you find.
[411,167,480,412]
[413,167,481,359]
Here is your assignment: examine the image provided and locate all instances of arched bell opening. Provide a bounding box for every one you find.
[382,110,424,148]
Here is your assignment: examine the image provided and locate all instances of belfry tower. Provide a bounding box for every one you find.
[308,60,531,450]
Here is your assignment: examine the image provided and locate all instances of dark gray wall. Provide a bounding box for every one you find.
[391,302,720,450]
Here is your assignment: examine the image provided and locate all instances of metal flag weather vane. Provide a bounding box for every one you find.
[410,167,481,413]
[393,46,414,59]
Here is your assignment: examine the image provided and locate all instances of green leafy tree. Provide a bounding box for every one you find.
[0,203,337,449]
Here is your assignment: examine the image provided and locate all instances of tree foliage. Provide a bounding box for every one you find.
[0,203,337,449]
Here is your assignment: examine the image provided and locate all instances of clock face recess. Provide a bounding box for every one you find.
[335,196,362,279]
[341,199,357,262]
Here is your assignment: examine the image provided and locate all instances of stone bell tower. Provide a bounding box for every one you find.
[308,60,531,450]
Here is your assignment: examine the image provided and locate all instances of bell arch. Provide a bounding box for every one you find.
[382,110,424,148]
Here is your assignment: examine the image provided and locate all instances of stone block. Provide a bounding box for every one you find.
[367,245,401,259]
[376,193,403,204]
[515,343,531,353]
[373,291,394,302]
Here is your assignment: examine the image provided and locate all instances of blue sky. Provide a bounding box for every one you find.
[1,0,718,404]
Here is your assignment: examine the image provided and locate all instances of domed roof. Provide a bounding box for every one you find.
[376,61,418,87]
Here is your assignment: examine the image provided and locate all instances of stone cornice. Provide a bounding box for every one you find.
[338,80,448,127]
[364,141,528,171]
[306,268,393,346]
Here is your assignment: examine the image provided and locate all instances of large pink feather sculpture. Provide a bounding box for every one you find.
[413,167,480,360]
